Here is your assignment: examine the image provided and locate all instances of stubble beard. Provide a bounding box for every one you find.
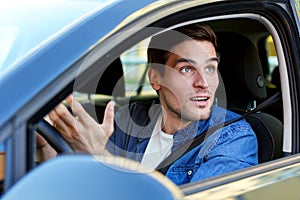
[164,97,213,123]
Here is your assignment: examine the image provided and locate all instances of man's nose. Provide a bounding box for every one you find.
[193,70,208,88]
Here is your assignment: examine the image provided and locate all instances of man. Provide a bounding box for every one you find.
[39,23,258,185]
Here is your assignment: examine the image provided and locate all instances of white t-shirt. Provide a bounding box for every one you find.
[141,114,174,170]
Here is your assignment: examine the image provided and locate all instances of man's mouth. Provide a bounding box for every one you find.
[189,96,210,107]
[190,96,210,102]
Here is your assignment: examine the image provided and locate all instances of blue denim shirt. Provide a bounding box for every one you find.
[107,101,258,185]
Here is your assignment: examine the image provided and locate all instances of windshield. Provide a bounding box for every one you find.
[0,0,111,75]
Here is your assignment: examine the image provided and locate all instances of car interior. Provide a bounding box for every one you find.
[69,18,284,164]
[32,18,284,164]
[215,30,283,163]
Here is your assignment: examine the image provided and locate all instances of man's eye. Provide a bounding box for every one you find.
[179,66,192,74]
[205,66,216,73]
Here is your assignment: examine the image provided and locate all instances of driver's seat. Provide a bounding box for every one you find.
[216,32,283,163]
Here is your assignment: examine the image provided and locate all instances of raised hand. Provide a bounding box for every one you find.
[48,95,115,155]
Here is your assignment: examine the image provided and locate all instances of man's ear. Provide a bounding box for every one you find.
[148,68,161,91]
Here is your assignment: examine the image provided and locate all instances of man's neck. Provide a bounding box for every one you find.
[161,112,192,135]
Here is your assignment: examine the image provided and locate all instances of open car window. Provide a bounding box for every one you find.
[66,16,285,171]
[46,18,285,167]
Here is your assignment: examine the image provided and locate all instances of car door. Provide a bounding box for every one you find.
[1,0,300,199]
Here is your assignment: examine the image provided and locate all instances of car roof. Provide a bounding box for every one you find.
[0,0,158,126]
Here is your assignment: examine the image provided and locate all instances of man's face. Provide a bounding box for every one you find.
[150,39,219,123]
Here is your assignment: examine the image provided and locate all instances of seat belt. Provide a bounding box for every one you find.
[155,91,281,175]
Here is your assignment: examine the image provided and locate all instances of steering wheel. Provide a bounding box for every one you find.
[36,119,74,154]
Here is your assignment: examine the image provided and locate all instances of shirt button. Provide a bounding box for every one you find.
[187,170,193,176]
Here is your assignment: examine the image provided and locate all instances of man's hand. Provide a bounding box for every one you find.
[48,95,115,155]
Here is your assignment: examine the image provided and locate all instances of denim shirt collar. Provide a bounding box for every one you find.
[171,105,230,151]
[136,105,232,152]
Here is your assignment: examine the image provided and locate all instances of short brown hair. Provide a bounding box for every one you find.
[147,23,217,75]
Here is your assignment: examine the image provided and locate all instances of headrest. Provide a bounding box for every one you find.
[76,58,125,97]
[216,32,267,110]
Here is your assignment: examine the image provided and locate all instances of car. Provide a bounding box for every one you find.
[0,0,299,199]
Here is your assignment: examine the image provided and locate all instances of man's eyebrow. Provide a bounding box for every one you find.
[175,57,220,65]
[206,56,220,63]
[175,58,196,65]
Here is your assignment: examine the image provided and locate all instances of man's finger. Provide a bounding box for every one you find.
[49,107,74,142]
[36,133,48,148]
[66,95,89,120]
[101,101,115,135]
[53,103,75,127]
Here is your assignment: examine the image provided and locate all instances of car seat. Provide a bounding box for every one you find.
[75,58,125,123]
[265,66,283,122]
[216,32,283,163]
